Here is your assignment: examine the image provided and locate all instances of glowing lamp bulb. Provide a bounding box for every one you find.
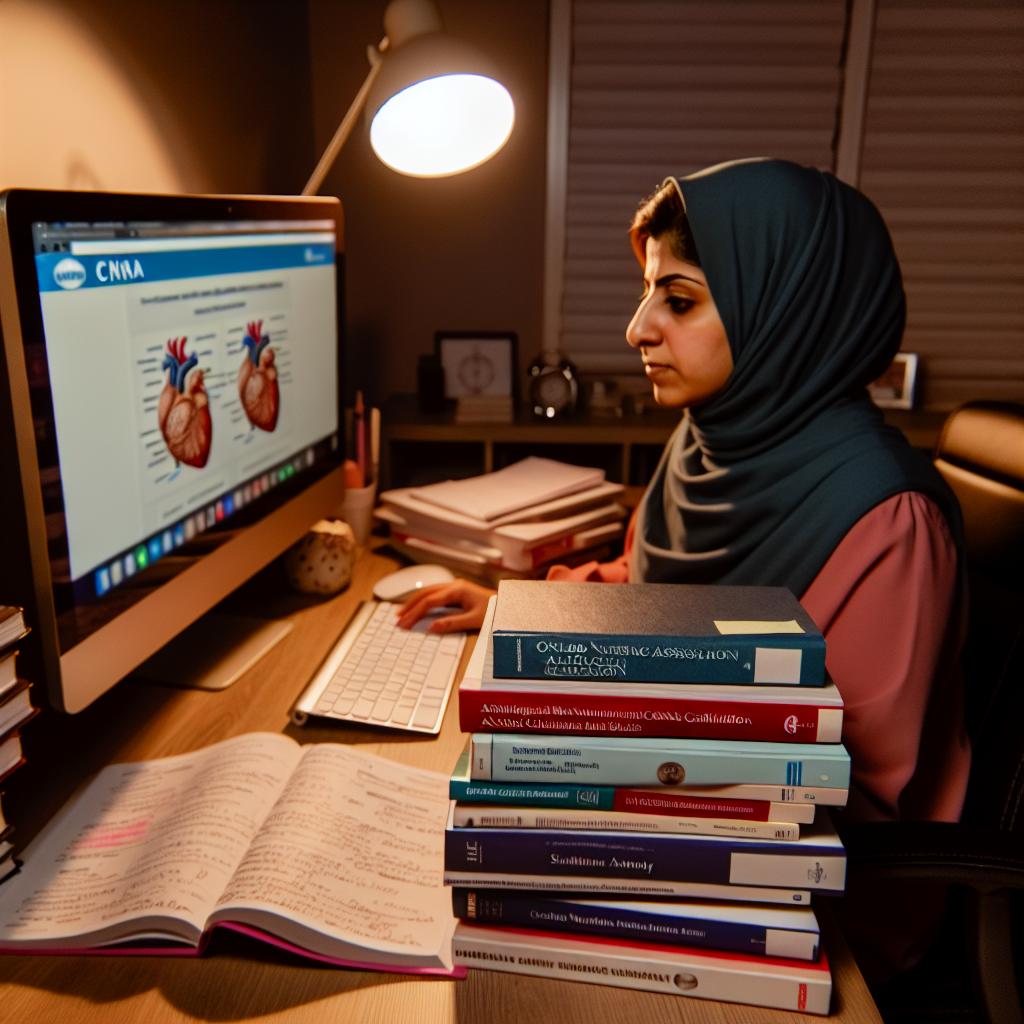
[369,73,514,177]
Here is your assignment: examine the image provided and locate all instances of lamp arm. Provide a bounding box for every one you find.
[303,41,387,196]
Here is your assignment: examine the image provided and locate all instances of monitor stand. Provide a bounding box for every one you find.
[133,613,294,691]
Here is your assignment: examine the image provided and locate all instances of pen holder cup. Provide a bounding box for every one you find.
[339,482,377,546]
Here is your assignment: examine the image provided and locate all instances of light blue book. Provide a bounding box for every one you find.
[470,733,850,789]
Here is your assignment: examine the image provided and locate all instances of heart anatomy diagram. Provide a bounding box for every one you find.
[238,319,280,432]
[159,337,212,468]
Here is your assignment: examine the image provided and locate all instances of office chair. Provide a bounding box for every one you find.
[842,401,1024,1024]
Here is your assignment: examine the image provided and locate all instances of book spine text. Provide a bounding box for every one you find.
[452,925,832,1013]
[451,890,819,960]
[460,688,841,742]
[450,805,799,840]
[492,633,826,686]
[471,736,850,789]
[443,827,846,893]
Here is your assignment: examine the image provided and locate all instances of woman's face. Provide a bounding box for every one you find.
[626,235,733,408]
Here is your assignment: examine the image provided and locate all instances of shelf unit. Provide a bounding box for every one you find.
[379,394,946,489]
[380,395,679,488]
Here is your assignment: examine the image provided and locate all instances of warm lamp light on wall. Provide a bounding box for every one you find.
[303,0,515,193]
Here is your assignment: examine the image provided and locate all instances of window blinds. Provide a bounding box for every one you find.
[558,0,848,374]
[858,0,1024,410]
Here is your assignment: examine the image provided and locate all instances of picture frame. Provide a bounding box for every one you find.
[435,331,518,402]
[868,352,919,410]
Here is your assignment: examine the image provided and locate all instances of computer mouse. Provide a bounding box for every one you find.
[372,563,456,602]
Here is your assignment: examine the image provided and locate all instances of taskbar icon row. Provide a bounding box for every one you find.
[93,447,318,598]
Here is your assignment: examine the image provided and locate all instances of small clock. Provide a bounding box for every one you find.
[435,332,517,403]
[456,347,497,394]
[528,351,579,419]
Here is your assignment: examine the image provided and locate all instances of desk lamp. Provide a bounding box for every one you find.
[303,0,515,192]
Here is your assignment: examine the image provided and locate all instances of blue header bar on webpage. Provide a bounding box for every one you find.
[36,242,335,292]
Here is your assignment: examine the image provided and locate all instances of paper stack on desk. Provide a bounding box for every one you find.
[376,458,629,584]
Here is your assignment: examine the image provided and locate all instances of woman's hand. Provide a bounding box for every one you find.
[394,579,496,634]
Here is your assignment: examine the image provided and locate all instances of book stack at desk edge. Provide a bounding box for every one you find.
[375,458,629,584]
[0,606,39,883]
[445,584,849,1015]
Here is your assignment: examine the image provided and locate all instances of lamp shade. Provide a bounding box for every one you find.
[365,31,515,177]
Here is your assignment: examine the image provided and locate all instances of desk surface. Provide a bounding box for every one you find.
[0,544,882,1024]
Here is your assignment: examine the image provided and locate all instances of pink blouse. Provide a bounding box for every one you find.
[546,492,971,824]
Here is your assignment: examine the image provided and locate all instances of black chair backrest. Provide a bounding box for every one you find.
[933,401,1024,831]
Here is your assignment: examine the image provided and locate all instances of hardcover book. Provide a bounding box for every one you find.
[453,924,832,1014]
[469,732,851,789]
[0,733,460,975]
[452,890,821,960]
[451,803,800,840]
[449,749,820,822]
[0,650,19,698]
[450,749,846,810]
[441,869,813,904]
[0,607,27,654]
[461,600,844,742]
[444,807,846,895]
[490,580,827,685]
[0,681,38,738]
[0,729,26,786]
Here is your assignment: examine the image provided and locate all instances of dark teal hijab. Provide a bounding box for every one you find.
[631,158,961,595]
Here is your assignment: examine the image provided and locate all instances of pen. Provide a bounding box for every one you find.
[369,406,380,487]
[354,390,366,488]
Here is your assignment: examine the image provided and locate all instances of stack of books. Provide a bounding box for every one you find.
[443,580,850,1014]
[0,606,38,883]
[376,457,629,586]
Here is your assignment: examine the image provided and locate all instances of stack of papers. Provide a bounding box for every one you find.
[376,458,628,584]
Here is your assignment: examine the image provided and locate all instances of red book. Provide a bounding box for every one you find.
[458,676,842,742]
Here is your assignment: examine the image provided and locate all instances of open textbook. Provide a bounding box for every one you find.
[0,733,461,975]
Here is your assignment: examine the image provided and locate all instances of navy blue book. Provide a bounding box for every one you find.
[490,580,826,686]
[444,809,846,895]
[451,890,821,960]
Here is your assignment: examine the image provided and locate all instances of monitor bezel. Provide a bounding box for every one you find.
[0,188,346,712]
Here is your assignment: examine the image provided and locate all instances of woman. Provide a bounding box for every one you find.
[398,157,970,830]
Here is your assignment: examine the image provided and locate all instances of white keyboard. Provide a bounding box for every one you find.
[291,600,465,733]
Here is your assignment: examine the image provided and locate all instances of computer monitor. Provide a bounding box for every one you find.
[0,189,345,713]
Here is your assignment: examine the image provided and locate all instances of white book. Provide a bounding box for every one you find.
[441,870,813,904]
[451,802,800,840]
[379,479,625,534]
[453,923,832,1014]
[408,457,607,521]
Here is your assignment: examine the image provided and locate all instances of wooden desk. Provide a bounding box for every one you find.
[0,545,881,1023]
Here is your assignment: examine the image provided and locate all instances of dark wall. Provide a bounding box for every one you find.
[307,0,550,407]
[76,0,317,193]
[0,0,315,195]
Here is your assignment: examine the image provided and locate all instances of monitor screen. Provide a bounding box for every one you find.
[0,190,345,712]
